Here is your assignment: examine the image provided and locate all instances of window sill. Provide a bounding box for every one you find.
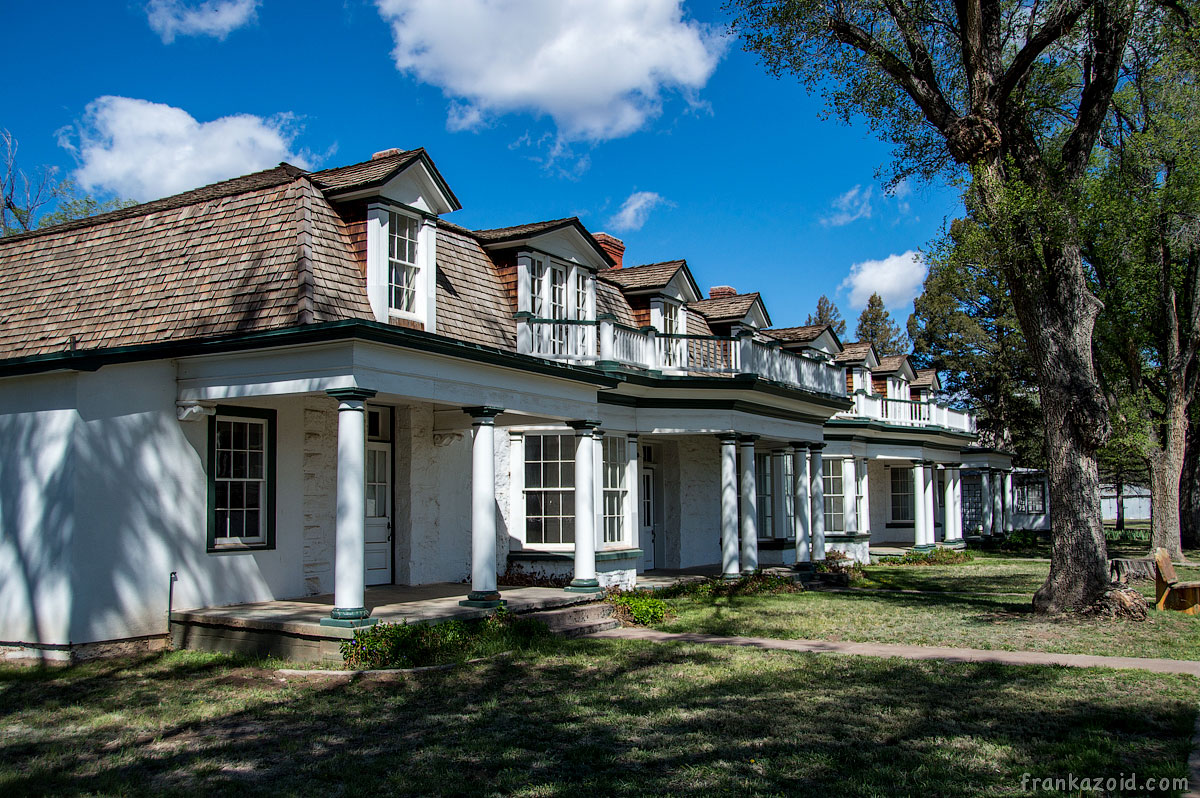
[208,541,273,554]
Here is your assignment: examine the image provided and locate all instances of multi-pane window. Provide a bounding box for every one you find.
[549,264,568,354]
[388,212,419,314]
[602,436,627,544]
[890,467,914,521]
[366,448,388,518]
[208,409,275,550]
[524,433,575,545]
[961,476,983,530]
[530,256,546,317]
[823,458,844,533]
[1016,480,1045,514]
[755,452,774,538]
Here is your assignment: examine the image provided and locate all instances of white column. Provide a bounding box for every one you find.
[913,462,928,549]
[792,443,811,564]
[461,407,505,607]
[1004,470,1015,533]
[941,466,954,546]
[857,458,871,539]
[810,444,826,561]
[626,435,641,559]
[739,435,759,574]
[566,420,602,593]
[772,449,791,541]
[719,434,740,578]
[980,470,993,537]
[992,471,1004,536]
[948,467,964,543]
[923,462,936,548]
[323,388,377,627]
[843,457,858,535]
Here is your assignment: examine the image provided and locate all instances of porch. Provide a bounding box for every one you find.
[170,583,599,664]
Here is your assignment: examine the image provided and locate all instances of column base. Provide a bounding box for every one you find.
[565,578,603,594]
[320,615,378,629]
[912,544,936,553]
[722,572,743,581]
[740,567,758,576]
[939,539,967,550]
[459,590,507,608]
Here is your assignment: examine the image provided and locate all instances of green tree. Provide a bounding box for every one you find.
[727,0,1191,611]
[1,129,132,235]
[1086,25,1200,560]
[805,294,847,336]
[855,292,907,355]
[908,219,1044,465]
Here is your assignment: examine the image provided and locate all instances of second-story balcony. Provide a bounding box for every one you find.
[515,313,847,398]
[838,392,977,434]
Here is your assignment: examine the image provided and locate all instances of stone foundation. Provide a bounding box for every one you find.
[506,549,642,590]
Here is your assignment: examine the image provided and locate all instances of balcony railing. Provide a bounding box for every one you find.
[842,392,977,433]
[514,314,846,398]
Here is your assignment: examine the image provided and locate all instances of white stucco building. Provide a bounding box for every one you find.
[0,148,1040,657]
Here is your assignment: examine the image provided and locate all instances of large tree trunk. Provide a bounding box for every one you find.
[1183,418,1200,551]
[1149,392,1188,560]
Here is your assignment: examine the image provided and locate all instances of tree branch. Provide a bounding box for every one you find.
[997,0,1098,102]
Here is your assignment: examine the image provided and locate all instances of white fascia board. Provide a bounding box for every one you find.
[743,300,771,329]
[490,227,609,272]
[176,340,603,418]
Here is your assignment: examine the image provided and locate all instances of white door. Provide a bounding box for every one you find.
[364,442,392,585]
[641,466,656,570]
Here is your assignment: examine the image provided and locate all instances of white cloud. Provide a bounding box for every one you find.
[146,0,259,43]
[840,250,928,313]
[607,191,670,232]
[66,96,312,201]
[374,0,728,142]
[821,185,873,227]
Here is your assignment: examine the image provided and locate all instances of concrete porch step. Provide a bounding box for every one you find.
[528,601,619,638]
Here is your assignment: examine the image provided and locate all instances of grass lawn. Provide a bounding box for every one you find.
[2,644,1197,797]
[657,556,1200,660]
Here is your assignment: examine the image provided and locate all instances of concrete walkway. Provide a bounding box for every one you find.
[589,628,1200,677]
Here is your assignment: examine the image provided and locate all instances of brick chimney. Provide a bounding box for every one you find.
[708,285,737,299]
[372,148,403,160]
[593,232,625,268]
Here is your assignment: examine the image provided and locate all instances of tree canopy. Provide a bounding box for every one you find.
[855,292,907,355]
[805,294,847,336]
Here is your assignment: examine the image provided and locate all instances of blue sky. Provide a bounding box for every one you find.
[1,0,964,333]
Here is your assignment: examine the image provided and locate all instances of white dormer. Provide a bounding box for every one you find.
[356,151,460,333]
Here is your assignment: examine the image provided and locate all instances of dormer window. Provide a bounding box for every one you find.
[366,203,436,331]
[663,301,680,335]
[388,211,419,314]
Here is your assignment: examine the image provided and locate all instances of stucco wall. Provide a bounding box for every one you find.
[1,363,313,647]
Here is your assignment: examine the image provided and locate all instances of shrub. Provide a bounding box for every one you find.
[878,548,974,566]
[606,591,670,625]
[340,608,551,670]
[815,550,865,580]
[654,572,805,600]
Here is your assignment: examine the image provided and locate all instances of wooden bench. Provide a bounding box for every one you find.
[1153,548,1200,615]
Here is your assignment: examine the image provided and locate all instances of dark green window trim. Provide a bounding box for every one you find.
[207,405,277,553]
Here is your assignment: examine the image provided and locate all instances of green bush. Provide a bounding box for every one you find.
[878,548,974,566]
[607,592,670,625]
[340,608,551,670]
[653,572,805,600]
[815,550,865,579]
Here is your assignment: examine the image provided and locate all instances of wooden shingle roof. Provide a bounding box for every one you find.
[834,342,877,363]
[765,324,827,343]
[688,292,764,323]
[599,260,686,291]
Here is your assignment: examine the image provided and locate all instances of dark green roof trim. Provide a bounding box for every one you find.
[824,418,977,442]
[961,446,1018,457]
[0,319,622,387]
[598,394,834,426]
[821,431,970,456]
[606,370,852,412]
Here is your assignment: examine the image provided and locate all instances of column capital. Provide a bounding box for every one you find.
[463,406,505,424]
[626,433,640,442]
[567,419,603,434]
[772,446,793,454]
[789,441,810,450]
[737,434,760,444]
[808,442,827,451]
[327,387,377,402]
[716,432,739,445]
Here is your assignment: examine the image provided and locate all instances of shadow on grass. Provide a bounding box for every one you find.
[1,642,1193,797]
